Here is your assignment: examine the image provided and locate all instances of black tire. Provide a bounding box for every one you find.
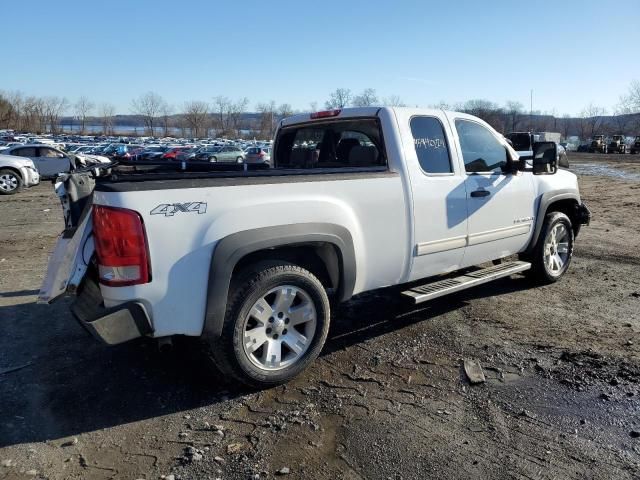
[523,212,574,284]
[0,169,23,195]
[208,262,330,388]
[209,156,217,163]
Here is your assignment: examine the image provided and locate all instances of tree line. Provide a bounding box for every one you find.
[1,82,639,140]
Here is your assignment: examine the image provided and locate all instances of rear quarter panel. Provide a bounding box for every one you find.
[93,173,409,336]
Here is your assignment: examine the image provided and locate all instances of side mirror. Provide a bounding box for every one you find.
[532,142,557,175]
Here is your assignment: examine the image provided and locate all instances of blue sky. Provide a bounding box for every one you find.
[3,0,639,115]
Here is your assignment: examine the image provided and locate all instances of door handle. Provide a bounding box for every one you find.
[470,189,490,198]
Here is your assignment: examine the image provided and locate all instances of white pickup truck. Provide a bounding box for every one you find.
[39,107,590,387]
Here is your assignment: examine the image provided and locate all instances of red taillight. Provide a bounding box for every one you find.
[310,109,341,119]
[92,205,150,287]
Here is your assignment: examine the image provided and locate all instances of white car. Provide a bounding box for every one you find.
[0,154,40,195]
[2,144,109,178]
[41,107,590,387]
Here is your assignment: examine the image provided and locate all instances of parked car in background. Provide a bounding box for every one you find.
[244,146,272,164]
[194,146,223,161]
[206,145,245,163]
[110,144,144,161]
[631,136,640,155]
[137,146,169,160]
[161,146,191,160]
[0,154,40,195]
[174,146,198,161]
[3,144,75,178]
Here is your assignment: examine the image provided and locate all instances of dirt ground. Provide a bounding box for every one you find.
[1,152,639,480]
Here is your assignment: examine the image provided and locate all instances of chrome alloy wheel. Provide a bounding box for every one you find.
[242,285,317,371]
[0,172,19,193]
[543,223,570,275]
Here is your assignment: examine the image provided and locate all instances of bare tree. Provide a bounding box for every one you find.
[131,91,164,136]
[0,93,13,129]
[352,88,378,107]
[278,103,294,118]
[212,96,231,134]
[48,96,69,134]
[620,79,640,112]
[560,114,572,141]
[461,99,504,131]
[100,103,116,135]
[256,101,276,139]
[580,104,607,139]
[74,96,94,133]
[228,97,249,137]
[325,88,352,109]
[384,95,406,107]
[504,101,524,132]
[183,101,209,138]
[160,103,174,137]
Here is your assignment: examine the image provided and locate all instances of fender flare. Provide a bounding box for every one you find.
[202,223,356,339]
[525,189,580,254]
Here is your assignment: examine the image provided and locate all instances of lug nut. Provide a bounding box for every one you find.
[266,328,272,334]
[282,329,288,335]
[268,317,274,323]
[285,318,290,324]
[273,334,279,339]
[278,312,284,319]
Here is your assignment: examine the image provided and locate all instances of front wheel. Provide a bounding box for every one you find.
[209,262,330,388]
[523,212,574,284]
[236,157,243,163]
[0,169,22,195]
[209,156,217,163]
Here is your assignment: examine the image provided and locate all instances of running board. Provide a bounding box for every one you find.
[401,261,531,304]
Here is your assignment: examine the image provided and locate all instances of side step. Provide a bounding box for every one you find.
[401,261,531,304]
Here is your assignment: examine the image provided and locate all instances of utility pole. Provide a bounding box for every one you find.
[529,89,533,132]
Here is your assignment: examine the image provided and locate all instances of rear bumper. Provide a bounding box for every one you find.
[71,278,153,345]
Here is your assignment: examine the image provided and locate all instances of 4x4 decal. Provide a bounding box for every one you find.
[150,202,207,217]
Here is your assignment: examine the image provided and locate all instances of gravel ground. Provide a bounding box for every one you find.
[0,152,639,479]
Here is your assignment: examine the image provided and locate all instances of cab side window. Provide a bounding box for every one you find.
[410,116,452,174]
[39,148,62,158]
[455,119,507,174]
[14,147,36,157]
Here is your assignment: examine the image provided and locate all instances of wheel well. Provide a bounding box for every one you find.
[545,199,582,235]
[232,243,342,294]
[0,167,22,180]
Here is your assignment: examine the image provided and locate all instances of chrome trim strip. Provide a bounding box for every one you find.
[416,235,467,255]
[467,223,531,246]
[415,223,532,256]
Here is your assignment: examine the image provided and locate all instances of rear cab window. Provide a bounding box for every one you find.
[274,118,386,170]
[410,116,452,174]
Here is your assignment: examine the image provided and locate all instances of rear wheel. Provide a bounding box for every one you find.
[524,212,574,284]
[0,169,22,195]
[209,262,330,388]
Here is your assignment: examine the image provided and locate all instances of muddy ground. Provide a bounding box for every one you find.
[0,152,639,479]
